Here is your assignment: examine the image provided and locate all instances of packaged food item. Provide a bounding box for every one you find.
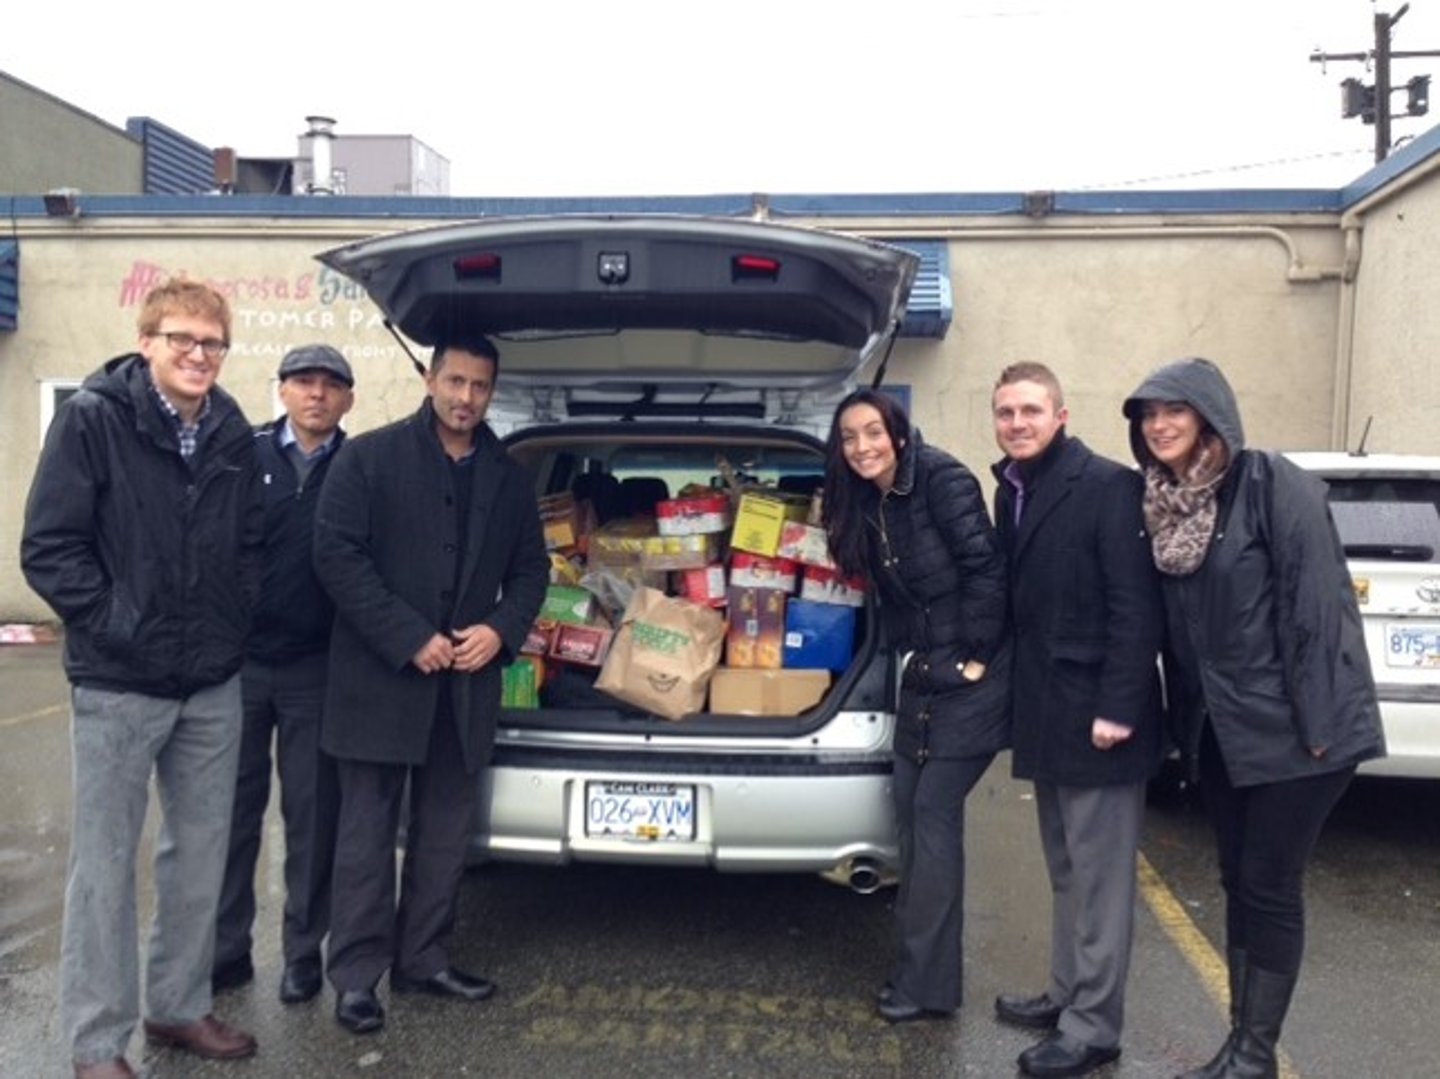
[521,619,558,655]
[728,552,798,592]
[540,584,595,625]
[726,586,786,669]
[538,491,582,550]
[656,492,732,536]
[548,623,614,667]
[775,520,836,569]
[501,655,545,708]
[677,564,728,607]
[783,599,857,672]
[799,565,867,607]
[729,492,810,557]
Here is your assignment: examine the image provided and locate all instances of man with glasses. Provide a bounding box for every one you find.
[22,280,263,1078]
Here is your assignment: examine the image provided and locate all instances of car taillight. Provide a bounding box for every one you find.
[732,254,780,282]
[454,253,501,281]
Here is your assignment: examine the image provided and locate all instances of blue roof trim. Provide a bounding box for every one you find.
[1340,121,1440,208]
[0,240,17,332]
[886,240,951,339]
[0,187,1355,220]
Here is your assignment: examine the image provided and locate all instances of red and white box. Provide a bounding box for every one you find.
[677,564,728,607]
[776,520,836,569]
[799,565,866,607]
[656,493,732,536]
[729,551,798,593]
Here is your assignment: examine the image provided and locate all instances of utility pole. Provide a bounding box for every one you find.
[1311,3,1440,163]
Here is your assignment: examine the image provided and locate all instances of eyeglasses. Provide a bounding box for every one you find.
[153,331,230,360]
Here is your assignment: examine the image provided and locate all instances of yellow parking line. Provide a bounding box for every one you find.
[1138,852,1299,1079]
[0,703,65,728]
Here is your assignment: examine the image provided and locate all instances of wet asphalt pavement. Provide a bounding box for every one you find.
[2,640,1436,1078]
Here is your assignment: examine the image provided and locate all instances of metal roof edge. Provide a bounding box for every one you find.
[1339,121,1440,208]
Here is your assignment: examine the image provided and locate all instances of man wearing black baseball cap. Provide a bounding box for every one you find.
[214,344,354,1006]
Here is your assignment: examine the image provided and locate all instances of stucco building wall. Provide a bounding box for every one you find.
[0,192,1432,620]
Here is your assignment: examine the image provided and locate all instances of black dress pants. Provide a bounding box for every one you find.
[1198,722,1354,975]
[326,705,480,992]
[216,653,338,968]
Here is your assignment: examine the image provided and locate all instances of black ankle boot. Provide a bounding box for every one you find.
[1176,947,1247,1079]
[1219,964,1297,1079]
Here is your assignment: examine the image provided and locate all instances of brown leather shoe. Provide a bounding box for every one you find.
[143,1014,257,1059]
[74,1060,136,1079]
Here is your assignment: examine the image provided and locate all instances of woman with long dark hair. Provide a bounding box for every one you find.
[821,388,1011,1024]
[1123,358,1384,1079]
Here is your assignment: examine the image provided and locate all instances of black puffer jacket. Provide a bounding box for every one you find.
[1123,358,1385,785]
[864,434,1011,762]
[247,420,346,664]
[21,354,262,698]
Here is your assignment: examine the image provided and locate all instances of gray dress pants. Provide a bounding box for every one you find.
[61,676,242,1066]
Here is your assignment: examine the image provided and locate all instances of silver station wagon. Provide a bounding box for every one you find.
[319,216,921,888]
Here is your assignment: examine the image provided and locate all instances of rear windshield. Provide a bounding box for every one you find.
[1318,476,1440,562]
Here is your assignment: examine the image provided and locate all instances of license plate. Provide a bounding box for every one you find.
[584,781,697,841]
[1384,622,1440,668]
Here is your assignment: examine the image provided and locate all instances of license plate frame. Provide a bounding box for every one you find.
[583,781,697,842]
[1383,621,1440,669]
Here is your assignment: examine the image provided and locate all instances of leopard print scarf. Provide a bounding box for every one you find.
[1142,431,1231,576]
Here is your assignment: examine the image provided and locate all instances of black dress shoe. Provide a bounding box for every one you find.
[1018,1031,1121,1078]
[211,954,254,994]
[279,957,324,1004]
[335,988,385,1034]
[876,988,952,1024]
[877,981,895,1004]
[996,990,1063,1029]
[391,966,496,1002]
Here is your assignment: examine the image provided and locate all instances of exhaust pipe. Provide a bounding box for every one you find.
[848,857,883,895]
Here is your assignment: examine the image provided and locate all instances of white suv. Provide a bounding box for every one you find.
[319,216,919,887]
[1287,452,1440,778]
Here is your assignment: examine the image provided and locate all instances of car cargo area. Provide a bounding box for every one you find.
[496,425,892,741]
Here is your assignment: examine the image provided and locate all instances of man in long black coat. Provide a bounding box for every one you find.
[314,335,548,1035]
[988,363,1164,1079]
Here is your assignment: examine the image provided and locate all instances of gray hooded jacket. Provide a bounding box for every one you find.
[1123,358,1384,785]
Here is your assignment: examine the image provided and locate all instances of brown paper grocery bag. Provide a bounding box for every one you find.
[595,586,725,720]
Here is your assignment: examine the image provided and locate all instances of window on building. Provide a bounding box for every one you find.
[40,380,82,443]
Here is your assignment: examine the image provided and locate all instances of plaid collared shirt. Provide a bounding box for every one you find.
[146,369,211,459]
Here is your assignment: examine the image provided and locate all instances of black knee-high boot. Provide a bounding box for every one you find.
[1176,948,1247,1079]
[1219,964,1297,1079]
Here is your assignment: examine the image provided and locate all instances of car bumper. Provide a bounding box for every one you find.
[471,761,898,876]
[1358,697,1440,778]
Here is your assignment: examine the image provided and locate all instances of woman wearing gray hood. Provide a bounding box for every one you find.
[1122,358,1383,1079]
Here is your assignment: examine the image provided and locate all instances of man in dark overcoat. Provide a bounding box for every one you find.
[313,335,548,1035]
[988,363,1164,1079]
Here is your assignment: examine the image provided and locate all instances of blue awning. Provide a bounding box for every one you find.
[0,241,17,331]
[888,239,952,339]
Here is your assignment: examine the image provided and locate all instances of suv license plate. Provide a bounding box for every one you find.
[1384,622,1440,668]
[584,782,697,841]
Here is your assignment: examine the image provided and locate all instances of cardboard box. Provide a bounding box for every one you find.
[656,493,732,536]
[775,520,836,569]
[729,551,798,592]
[783,599,856,672]
[540,584,595,625]
[677,564,728,607]
[548,622,614,667]
[800,565,866,607]
[726,586,786,669]
[709,668,830,716]
[729,492,810,558]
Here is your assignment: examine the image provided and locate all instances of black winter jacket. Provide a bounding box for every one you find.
[247,420,346,665]
[864,435,1011,762]
[21,354,262,698]
[1124,358,1385,786]
[992,433,1165,787]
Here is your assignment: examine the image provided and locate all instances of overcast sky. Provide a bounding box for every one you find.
[4,0,1438,196]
